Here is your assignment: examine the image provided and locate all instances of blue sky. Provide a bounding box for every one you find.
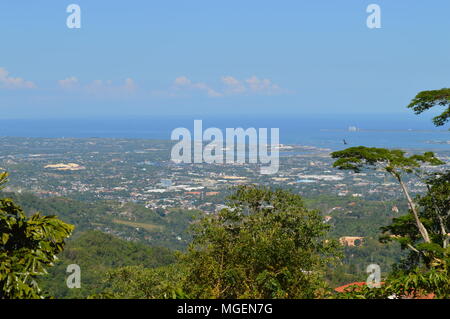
[1,0,450,118]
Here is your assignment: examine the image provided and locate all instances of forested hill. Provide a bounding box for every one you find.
[0,191,200,250]
[39,230,176,298]
[1,190,405,294]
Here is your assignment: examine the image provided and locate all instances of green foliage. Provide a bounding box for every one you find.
[100,264,187,299]
[305,195,406,238]
[0,191,199,250]
[180,185,341,299]
[0,172,74,298]
[335,90,450,299]
[331,147,444,175]
[332,146,444,244]
[0,172,8,190]
[407,88,450,127]
[39,230,176,298]
[326,238,403,288]
[381,172,450,265]
[336,259,450,299]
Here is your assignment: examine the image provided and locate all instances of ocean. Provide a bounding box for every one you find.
[0,114,449,151]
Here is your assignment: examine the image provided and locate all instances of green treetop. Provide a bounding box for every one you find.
[407,88,450,127]
[0,172,74,299]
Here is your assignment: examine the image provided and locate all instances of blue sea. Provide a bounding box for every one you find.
[0,114,449,151]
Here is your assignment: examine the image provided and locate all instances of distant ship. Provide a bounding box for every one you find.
[348,126,359,132]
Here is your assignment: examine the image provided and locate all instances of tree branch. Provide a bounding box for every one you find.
[393,173,431,243]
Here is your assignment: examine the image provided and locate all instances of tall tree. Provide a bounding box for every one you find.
[181,186,340,299]
[0,172,74,299]
[335,89,450,298]
[331,147,444,245]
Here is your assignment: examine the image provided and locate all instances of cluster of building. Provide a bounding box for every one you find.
[2,137,449,216]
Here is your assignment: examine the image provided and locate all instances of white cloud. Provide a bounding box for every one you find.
[171,75,285,97]
[87,78,136,92]
[58,77,138,96]
[174,76,192,86]
[124,78,137,92]
[174,76,222,97]
[0,67,36,89]
[86,78,138,95]
[221,75,284,96]
[58,76,79,89]
[221,76,246,94]
[245,76,281,94]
